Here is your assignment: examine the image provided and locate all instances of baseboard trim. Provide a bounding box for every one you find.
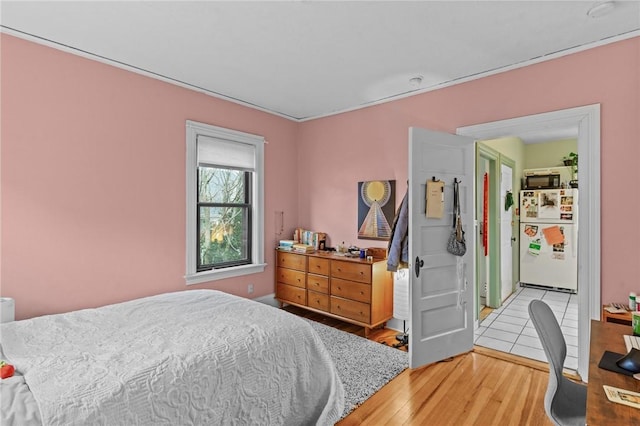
[473,345,582,382]
[386,318,407,333]
[252,292,280,308]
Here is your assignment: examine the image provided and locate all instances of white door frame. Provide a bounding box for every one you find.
[457,104,600,381]
[476,145,501,310]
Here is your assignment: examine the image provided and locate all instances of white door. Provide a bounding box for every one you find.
[409,127,475,369]
[500,163,514,302]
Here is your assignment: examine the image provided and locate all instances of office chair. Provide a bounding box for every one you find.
[528,300,587,426]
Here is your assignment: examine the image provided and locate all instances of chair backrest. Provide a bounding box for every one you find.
[529,299,586,426]
[528,300,566,420]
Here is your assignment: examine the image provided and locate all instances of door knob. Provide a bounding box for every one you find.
[415,256,424,278]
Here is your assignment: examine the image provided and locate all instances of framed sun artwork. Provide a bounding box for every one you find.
[357,180,396,240]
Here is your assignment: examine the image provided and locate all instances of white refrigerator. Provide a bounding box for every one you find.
[519,189,578,292]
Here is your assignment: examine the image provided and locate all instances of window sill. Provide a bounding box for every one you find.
[185,263,267,285]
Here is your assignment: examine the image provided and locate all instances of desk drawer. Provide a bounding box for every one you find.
[309,257,330,276]
[331,260,371,284]
[331,278,371,304]
[308,291,329,312]
[330,296,371,323]
[277,267,306,288]
[277,283,306,305]
[307,274,329,293]
[277,252,306,272]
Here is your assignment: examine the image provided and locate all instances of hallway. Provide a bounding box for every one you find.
[474,286,578,371]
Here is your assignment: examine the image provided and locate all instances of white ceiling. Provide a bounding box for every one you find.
[1,1,639,122]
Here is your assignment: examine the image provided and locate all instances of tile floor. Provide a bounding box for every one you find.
[474,286,579,371]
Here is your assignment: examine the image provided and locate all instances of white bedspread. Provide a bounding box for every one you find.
[0,290,344,425]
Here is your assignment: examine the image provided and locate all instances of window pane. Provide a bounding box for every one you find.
[199,167,246,203]
[199,206,249,267]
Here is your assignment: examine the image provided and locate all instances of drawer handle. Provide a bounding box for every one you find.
[360,291,364,295]
[337,268,342,272]
[337,286,341,291]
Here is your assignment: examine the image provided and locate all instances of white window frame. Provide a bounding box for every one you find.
[185,120,265,285]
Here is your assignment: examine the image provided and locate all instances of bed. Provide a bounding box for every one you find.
[0,289,344,425]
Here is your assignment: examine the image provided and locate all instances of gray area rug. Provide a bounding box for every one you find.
[306,319,409,418]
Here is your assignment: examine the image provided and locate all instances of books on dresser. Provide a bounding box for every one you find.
[292,243,315,253]
[278,240,295,251]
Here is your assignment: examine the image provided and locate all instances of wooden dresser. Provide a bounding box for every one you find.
[275,250,393,336]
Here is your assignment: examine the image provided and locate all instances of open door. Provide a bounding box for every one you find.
[409,127,475,369]
[499,159,516,302]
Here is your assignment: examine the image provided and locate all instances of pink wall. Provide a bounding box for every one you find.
[298,37,640,305]
[1,34,300,319]
[2,34,639,319]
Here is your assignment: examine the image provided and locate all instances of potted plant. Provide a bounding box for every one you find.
[563,152,578,169]
[563,152,578,186]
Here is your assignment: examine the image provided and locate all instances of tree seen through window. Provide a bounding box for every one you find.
[198,166,251,270]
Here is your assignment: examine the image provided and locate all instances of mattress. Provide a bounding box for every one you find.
[0,290,344,425]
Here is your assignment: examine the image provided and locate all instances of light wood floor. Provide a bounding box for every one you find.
[284,306,553,426]
[337,350,554,426]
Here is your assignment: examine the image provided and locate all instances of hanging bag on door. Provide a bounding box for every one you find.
[447,179,466,256]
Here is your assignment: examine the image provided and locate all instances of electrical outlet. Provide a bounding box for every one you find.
[248,284,254,294]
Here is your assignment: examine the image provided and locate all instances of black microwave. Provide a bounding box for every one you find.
[525,174,561,189]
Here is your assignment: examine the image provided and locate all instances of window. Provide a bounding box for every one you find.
[198,166,251,270]
[185,121,265,284]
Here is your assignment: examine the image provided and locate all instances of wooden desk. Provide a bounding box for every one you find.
[587,320,640,423]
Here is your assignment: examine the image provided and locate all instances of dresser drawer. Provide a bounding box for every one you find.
[308,291,329,312]
[307,274,329,293]
[330,296,371,323]
[277,283,306,305]
[277,251,306,272]
[308,256,330,276]
[331,278,371,304]
[276,267,306,288]
[331,260,371,284]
